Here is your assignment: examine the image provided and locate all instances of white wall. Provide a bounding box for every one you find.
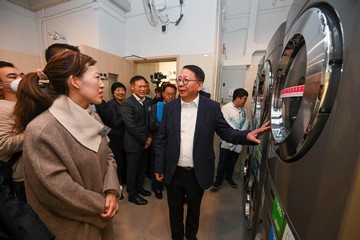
[1,0,293,98]
[221,0,292,66]
[34,0,128,64]
[98,1,127,56]
[125,0,218,57]
[1,0,292,63]
[0,1,39,56]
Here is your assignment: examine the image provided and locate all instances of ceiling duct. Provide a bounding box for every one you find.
[109,0,131,12]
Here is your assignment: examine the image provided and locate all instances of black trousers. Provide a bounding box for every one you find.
[126,151,147,198]
[109,135,127,185]
[166,167,204,240]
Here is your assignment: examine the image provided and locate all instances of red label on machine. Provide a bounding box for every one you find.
[280,85,304,98]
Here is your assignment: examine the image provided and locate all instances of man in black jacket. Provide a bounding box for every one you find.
[120,76,152,205]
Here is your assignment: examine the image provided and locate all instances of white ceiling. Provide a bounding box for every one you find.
[7,0,131,12]
[7,0,71,12]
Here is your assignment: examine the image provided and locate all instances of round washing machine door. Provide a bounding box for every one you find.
[270,7,343,161]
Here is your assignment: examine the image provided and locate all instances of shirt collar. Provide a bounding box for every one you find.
[181,94,200,108]
[133,93,145,104]
[133,93,145,103]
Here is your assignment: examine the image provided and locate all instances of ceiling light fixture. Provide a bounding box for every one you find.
[48,31,66,40]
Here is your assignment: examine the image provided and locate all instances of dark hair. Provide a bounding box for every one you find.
[182,65,205,82]
[0,61,15,69]
[45,43,80,62]
[111,82,126,94]
[130,75,146,85]
[232,88,248,101]
[14,51,96,132]
[163,83,177,93]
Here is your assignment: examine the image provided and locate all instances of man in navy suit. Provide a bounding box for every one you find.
[121,76,152,205]
[155,65,270,240]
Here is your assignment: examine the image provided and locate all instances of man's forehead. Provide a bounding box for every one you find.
[133,79,146,85]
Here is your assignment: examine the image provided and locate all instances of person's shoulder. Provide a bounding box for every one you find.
[165,98,180,107]
[123,95,135,104]
[26,111,56,136]
[0,100,14,115]
[221,101,232,109]
[107,98,116,106]
[199,95,219,107]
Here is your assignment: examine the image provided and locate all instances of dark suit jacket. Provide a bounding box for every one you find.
[95,100,113,127]
[107,99,125,137]
[155,95,254,189]
[120,95,151,153]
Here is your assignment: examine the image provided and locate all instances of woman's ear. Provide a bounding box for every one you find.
[69,75,80,89]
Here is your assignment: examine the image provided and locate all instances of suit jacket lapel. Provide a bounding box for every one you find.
[174,99,181,148]
[194,95,206,142]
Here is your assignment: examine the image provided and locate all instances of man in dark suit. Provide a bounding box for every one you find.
[155,65,270,240]
[121,75,152,205]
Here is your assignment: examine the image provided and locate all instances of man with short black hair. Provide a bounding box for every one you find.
[45,43,80,62]
[121,76,152,205]
[212,88,249,191]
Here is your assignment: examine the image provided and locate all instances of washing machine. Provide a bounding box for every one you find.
[243,22,286,239]
[243,55,265,236]
[261,0,360,239]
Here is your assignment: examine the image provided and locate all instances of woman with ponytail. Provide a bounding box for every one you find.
[14,50,121,240]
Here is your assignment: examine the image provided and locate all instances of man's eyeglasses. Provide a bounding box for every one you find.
[176,78,198,85]
[164,92,176,96]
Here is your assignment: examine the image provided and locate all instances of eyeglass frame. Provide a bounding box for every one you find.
[164,92,176,96]
[176,78,200,85]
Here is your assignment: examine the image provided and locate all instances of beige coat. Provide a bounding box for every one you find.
[23,110,120,240]
[0,99,24,182]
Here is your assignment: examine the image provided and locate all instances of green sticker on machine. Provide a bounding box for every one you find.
[272,197,285,238]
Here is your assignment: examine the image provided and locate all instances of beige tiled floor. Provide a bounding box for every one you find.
[111,174,246,240]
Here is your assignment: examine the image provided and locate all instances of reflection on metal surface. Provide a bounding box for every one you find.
[260,61,274,126]
[270,7,342,161]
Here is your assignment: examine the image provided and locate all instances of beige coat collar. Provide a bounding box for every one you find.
[49,95,103,152]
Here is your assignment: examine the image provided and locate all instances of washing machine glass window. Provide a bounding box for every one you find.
[260,61,274,126]
[270,7,343,161]
[251,75,260,129]
[272,41,306,143]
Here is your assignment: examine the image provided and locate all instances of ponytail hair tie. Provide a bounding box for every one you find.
[36,69,50,88]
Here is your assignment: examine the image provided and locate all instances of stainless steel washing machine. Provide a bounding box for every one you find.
[244,22,286,239]
[243,55,265,236]
[261,0,360,239]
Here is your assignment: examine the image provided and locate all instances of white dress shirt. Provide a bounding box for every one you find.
[177,95,200,168]
[133,93,145,105]
[220,101,249,153]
